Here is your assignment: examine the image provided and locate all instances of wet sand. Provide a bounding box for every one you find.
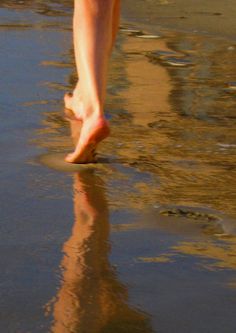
[122,0,236,40]
[0,1,236,333]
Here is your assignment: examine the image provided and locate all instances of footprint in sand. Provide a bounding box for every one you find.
[152,205,236,237]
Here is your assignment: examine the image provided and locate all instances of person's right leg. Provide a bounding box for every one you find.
[64,0,120,163]
[64,0,121,118]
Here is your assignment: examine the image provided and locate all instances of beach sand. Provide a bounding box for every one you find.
[0,1,236,332]
[122,0,236,40]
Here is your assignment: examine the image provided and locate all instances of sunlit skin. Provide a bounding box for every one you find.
[64,0,120,163]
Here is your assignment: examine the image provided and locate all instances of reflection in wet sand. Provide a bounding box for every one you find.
[49,120,152,333]
[120,37,175,127]
[172,237,236,271]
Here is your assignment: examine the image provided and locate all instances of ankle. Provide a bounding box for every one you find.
[84,108,105,121]
[82,100,104,119]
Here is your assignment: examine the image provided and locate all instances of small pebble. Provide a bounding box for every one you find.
[164,57,193,67]
[137,34,161,39]
[120,28,142,34]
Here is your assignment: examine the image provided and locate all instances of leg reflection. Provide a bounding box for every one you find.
[51,171,153,332]
[50,119,153,332]
[52,170,151,333]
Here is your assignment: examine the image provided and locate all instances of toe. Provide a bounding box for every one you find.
[65,153,74,163]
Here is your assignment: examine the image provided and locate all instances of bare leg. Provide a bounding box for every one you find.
[64,0,121,119]
[64,0,120,163]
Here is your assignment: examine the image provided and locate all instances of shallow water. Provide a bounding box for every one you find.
[0,1,236,333]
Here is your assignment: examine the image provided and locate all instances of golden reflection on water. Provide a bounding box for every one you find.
[172,238,236,271]
[119,37,175,127]
[139,233,236,273]
[49,171,152,332]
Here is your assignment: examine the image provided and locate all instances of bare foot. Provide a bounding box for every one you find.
[65,115,110,164]
[66,115,97,163]
[64,91,83,121]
